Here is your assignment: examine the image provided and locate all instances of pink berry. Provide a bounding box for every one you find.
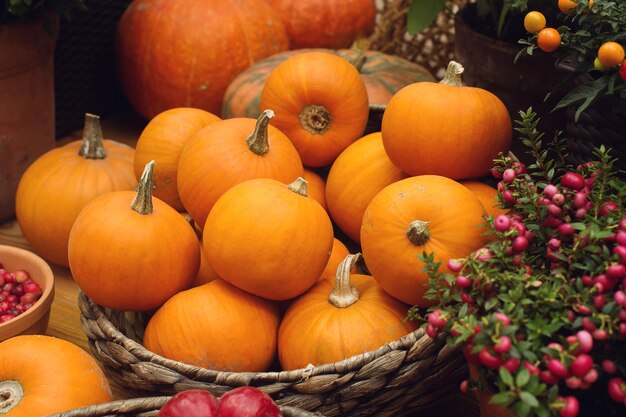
[455,275,471,288]
[512,236,529,253]
[494,215,511,232]
[575,208,588,219]
[503,168,516,183]
[560,396,579,417]
[494,336,512,354]
[552,193,566,206]
[570,354,593,377]
[561,172,585,191]
[447,258,463,272]
[547,359,569,379]
[459,379,469,393]
[558,223,575,236]
[600,201,618,216]
[608,378,626,402]
[512,161,526,174]
[544,184,559,198]
[425,323,438,339]
[602,360,618,374]
[502,190,516,205]
[523,362,540,375]
[573,192,588,209]
[491,169,503,179]
[607,264,626,279]
[576,330,593,353]
[617,232,626,246]
[427,310,446,330]
[502,356,520,373]
[619,217,626,231]
[565,377,582,390]
[541,370,559,385]
[478,348,502,368]
[548,204,562,217]
[494,312,511,326]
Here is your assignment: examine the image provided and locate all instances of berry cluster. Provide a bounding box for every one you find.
[0,263,43,323]
[412,109,626,417]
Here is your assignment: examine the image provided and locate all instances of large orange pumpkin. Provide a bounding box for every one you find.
[326,132,408,244]
[177,110,304,229]
[0,335,112,416]
[203,177,334,300]
[278,254,417,370]
[143,279,280,372]
[133,108,220,211]
[381,61,512,179]
[360,175,487,307]
[15,114,136,267]
[222,48,434,119]
[68,161,200,311]
[259,51,370,167]
[115,0,289,119]
[263,0,376,49]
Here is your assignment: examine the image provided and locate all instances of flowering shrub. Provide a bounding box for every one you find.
[411,108,626,417]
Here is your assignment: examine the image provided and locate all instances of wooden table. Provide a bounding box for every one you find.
[0,111,480,416]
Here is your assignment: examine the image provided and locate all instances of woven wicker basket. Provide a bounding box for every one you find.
[78,291,466,417]
[47,396,322,417]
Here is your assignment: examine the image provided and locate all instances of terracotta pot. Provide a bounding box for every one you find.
[0,16,57,222]
[453,4,566,163]
[468,363,516,417]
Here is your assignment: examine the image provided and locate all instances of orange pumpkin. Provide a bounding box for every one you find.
[461,181,508,219]
[143,279,280,372]
[15,114,136,267]
[68,161,200,311]
[278,254,417,370]
[259,51,370,167]
[203,177,334,300]
[381,61,512,179]
[116,0,289,119]
[0,335,112,416]
[319,238,350,282]
[326,132,408,244]
[177,110,304,229]
[302,168,327,212]
[360,175,487,306]
[133,108,220,211]
[263,0,376,49]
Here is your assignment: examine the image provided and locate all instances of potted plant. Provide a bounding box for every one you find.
[516,0,626,172]
[412,108,626,417]
[0,0,85,222]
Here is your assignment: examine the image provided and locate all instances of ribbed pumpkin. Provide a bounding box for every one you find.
[360,175,487,307]
[263,0,376,49]
[133,108,220,211]
[0,335,112,417]
[68,161,200,311]
[222,48,434,119]
[259,51,369,167]
[15,114,136,267]
[203,177,334,300]
[115,0,289,119]
[461,180,508,219]
[381,61,512,179]
[278,254,417,370]
[143,279,280,372]
[302,168,327,212]
[177,110,303,230]
[326,132,408,244]
[319,238,350,282]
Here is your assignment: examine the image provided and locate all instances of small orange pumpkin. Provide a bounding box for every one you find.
[326,132,408,244]
[0,335,112,416]
[319,238,350,282]
[302,168,327,212]
[203,177,334,300]
[133,108,220,211]
[360,175,487,306]
[381,61,512,179]
[177,110,303,229]
[259,51,370,167]
[461,180,508,219]
[68,161,200,311]
[278,254,417,370]
[15,114,136,267]
[143,279,280,372]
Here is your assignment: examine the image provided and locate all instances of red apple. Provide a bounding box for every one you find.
[158,389,219,417]
[218,386,281,417]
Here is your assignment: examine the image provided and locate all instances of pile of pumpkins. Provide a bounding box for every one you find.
[15,47,513,374]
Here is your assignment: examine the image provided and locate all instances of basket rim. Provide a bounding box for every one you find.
[79,290,453,384]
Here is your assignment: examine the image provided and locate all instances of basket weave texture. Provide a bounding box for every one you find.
[47,396,322,417]
[369,0,471,79]
[78,292,466,417]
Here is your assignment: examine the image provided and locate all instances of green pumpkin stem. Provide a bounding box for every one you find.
[246,109,274,155]
[78,113,107,159]
[406,220,431,246]
[287,177,308,197]
[0,380,23,414]
[131,160,155,215]
[439,61,464,87]
[329,253,361,308]
[348,49,367,72]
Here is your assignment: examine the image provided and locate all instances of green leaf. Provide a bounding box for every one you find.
[490,391,516,406]
[500,367,514,386]
[519,391,540,408]
[516,368,531,387]
[553,76,610,122]
[407,0,447,35]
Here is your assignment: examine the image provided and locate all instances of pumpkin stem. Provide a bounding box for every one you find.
[79,113,107,159]
[0,381,23,414]
[287,177,308,197]
[131,160,155,215]
[299,105,331,135]
[246,109,274,155]
[439,61,464,87]
[406,220,431,246]
[348,49,367,72]
[329,253,361,308]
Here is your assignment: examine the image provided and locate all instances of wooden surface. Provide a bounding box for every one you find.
[0,111,481,416]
